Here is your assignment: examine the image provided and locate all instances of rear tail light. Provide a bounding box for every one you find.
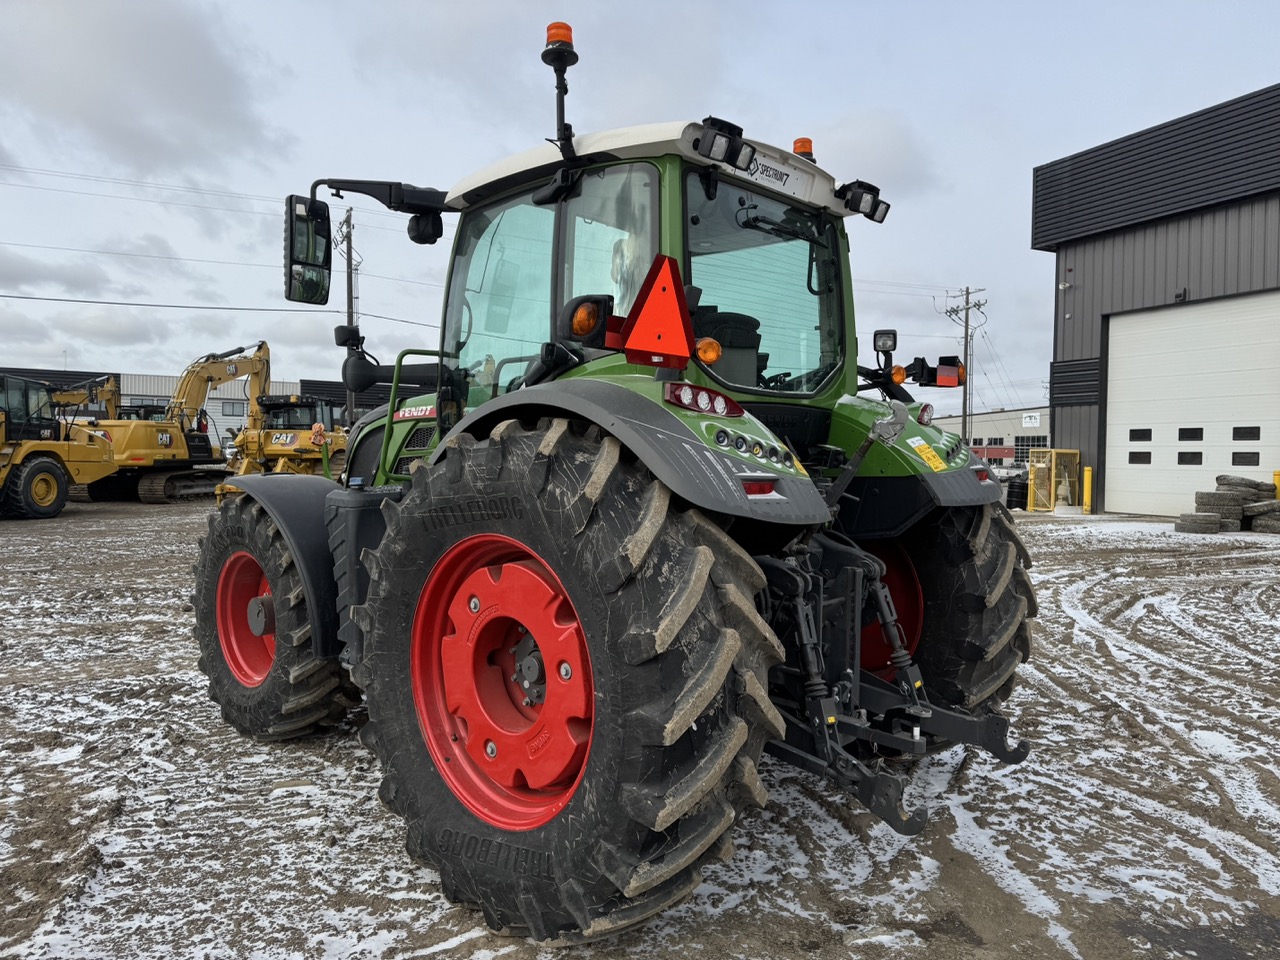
[916,403,934,426]
[742,479,776,496]
[663,382,744,417]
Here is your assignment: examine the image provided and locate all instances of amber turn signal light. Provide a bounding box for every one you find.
[696,337,722,364]
[891,364,906,385]
[956,362,967,385]
[571,302,599,337]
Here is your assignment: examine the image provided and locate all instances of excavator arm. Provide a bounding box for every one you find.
[165,342,271,430]
[50,375,120,420]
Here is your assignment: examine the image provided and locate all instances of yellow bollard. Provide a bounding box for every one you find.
[1083,466,1093,514]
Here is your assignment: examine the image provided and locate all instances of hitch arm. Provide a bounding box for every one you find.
[858,677,1031,764]
[765,734,927,836]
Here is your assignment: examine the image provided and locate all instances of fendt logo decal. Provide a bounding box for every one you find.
[157,432,173,448]
[394,405,435,421]
[271,433,299,447]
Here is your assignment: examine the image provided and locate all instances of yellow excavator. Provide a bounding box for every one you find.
[76,343,272,503]
[0,373,117,519]
[225,392,347,478]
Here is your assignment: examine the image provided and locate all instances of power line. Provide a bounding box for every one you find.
[0,292,435,328]
[0,240,447,288]
[0,179,416,235]
[0,161,409,222]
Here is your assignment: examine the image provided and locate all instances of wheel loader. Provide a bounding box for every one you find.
[193,23,1036,941]
[0,373,116,519]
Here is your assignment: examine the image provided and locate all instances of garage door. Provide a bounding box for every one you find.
[1105,290,1280,516]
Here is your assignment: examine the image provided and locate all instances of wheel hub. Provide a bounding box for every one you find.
[412,534,594,830]
[215,551,276,687]
[31,471,58,507]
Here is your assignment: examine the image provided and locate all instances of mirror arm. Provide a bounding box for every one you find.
[311,179,448,216]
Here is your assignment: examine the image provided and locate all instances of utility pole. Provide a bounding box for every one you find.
[945,286,987,443]
[342,207,356,425]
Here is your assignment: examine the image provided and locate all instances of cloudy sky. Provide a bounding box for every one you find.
[2,0,1278,414]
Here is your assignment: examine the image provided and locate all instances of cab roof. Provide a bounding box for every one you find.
[445,120,851,217]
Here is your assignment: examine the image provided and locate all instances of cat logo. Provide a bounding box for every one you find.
[226,363,238,375]
[271,433,299,447]
[157,432,173,448]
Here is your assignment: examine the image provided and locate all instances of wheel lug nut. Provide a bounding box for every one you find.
[510,673,519,683]
[484,740,497,758]
[559,662,572,681]
[522,697,532,707]
[468,596,480,614]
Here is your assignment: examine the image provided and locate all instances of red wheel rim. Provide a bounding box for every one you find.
[858,540,923,680]
[412,534,594,830]
[215,550,276,687]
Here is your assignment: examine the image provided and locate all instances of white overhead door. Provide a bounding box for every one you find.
[1105,291,1280,516]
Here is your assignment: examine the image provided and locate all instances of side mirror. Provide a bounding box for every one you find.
[284,195,333,304]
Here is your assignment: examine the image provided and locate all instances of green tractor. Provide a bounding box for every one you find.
[192,23,1035,941]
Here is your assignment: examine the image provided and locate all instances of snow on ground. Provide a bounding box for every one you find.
[1,503,1278,959]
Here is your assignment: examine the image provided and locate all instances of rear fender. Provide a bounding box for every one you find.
[219,473,342,658]
[430,379,832,529]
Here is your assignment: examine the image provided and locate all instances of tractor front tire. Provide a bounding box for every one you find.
[193,495,351,739]
[351,418,783,941]
[2,456,69,519]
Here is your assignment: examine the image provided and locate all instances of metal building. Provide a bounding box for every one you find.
[1032,84,1280,516]
[932,406,1051,467]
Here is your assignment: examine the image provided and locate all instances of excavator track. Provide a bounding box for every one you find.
[138,470,229,504]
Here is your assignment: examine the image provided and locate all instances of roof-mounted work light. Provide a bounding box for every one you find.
[837,179,891,223]
[697,117,756,171]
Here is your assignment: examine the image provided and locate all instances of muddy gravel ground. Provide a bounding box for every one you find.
[2,500,1279,960]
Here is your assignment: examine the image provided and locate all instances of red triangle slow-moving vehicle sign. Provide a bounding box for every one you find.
[619,255,695,369]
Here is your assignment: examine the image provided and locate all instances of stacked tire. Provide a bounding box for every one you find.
[1194,490,1243,532]
[1179,477,1280,534]
[1173,512,1221,534]
[1214,475,1279,534]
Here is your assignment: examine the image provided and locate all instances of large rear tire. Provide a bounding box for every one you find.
[193,495,352,739]
[2,457,69,519]
[899,502,1036,712]
[351,418,784,941]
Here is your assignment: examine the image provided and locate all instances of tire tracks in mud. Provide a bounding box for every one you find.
[4,504,1280,959]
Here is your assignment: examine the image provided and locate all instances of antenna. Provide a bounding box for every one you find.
[542,22,578,161]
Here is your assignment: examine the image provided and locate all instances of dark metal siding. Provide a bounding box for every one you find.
[1055,193,1280,362]
[1033,84,1280,251]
